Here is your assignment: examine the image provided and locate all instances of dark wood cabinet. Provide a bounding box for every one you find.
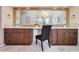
[50,29,58,45]
[4,28,33,45]
[51,29,78,45]
[4,28,78,45]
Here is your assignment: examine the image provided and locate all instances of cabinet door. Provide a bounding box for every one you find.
[4,31,20,45]
[7,29,24,45]
[4,32,13,44]
[11,32,20,44]
[16,29,24,44]
[70,29,77,45]
[64,30,71,44]
[4,29,33,45]
[23,29,33,45]
[58,29,65,44]
[64,29,77,45]
[51,29,58,45]
[58,29,77,45]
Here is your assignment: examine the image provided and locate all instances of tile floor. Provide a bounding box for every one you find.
[0,41,79,52]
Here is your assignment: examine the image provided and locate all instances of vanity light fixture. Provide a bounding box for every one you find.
[7,14,11,19]
[72,14,75,17]
[71,14,76,19]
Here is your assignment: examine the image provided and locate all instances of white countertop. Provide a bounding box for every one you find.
[4,26,78,29]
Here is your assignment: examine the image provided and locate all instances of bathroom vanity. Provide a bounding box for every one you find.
[51,29,78,45]
[4,27,78,45]
[4,28,33,45]
[3,7,77,45]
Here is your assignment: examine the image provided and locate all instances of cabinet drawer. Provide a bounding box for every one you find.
[4,28,24,33]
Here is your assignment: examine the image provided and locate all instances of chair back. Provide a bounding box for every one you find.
[41,25,52,41]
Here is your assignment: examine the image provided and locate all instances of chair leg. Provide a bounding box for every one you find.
[41,41,44,51]
[48,39,51,48]
[36,38,37,45]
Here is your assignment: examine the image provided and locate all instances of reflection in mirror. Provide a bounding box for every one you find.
[16,10,66,27]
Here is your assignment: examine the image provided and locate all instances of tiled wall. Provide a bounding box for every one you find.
[0,28,4,47]
[69,7,79,27]
[0,7,5,47]
[69,7,79,45]
[0,7,2,27]
[2,6,13,28]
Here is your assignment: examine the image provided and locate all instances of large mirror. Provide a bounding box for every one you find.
[13,7,69,27]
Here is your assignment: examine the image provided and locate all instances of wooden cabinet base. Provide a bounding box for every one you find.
[4,28,33,45]
[50,29,78,45]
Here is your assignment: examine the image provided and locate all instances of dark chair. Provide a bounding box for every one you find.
[36,25,52,51]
